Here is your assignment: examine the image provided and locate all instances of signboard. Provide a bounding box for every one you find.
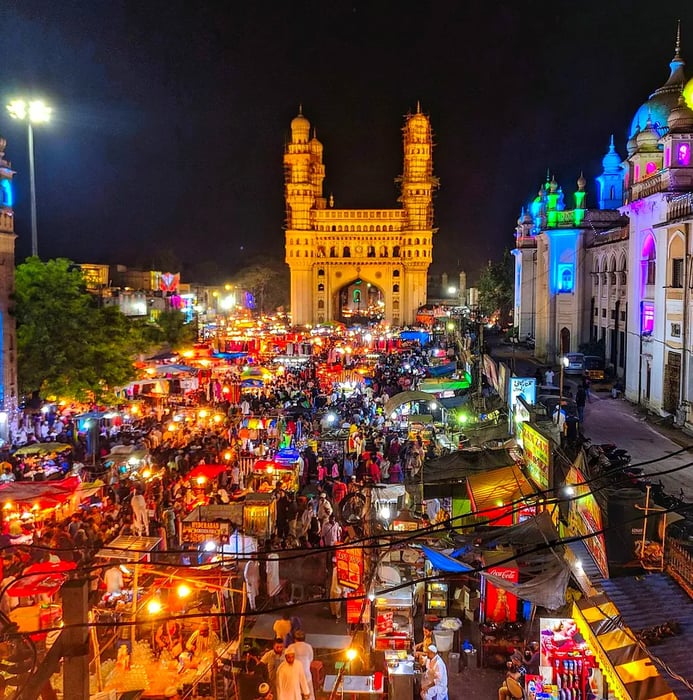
[508,377,537,434]
[483,565,519,623]
[346,587,371,625]
[336,547,364,590]
[181,520,230,545]
[566,466,609,579]
[521,423,551,489]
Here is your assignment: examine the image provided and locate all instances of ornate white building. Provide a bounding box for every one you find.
[514,29,693,426]
[284,106,438,326]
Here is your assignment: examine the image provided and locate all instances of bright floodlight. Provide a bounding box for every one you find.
[7,99,52,123]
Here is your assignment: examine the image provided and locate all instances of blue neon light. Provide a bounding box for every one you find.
[545,229,579,294]
[0,180,12,208]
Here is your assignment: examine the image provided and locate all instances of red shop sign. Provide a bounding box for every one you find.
[336,547,364,590]
[484,565,519,623]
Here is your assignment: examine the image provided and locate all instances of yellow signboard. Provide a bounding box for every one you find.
[521,423,550,489]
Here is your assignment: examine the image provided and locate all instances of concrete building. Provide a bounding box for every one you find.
[284,105,438,326]
[0,137,18,430]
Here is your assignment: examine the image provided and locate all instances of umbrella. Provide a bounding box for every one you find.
[14,442,72,456]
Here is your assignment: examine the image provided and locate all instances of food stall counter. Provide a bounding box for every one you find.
[97,536,162,563]
[323,674,384,698]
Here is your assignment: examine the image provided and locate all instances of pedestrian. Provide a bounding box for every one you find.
[420,644,448,700]
[544,368,555,386]
[260,638,285,695]
[275,644,310,700]
[582,375,591,402]
[575,385,586,422]
[291,630,315,700]
[273,612,292,643]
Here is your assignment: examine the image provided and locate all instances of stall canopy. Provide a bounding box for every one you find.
[7,560,77,597]
[421,545,474,574]
[187,464,227,482]
[418,374,472,394]
[383,391,433,416]
[13,442,72,456]
[466,464,536,515]
[0,475,86,508]
[573,593,677,700]
[423,448,517,498]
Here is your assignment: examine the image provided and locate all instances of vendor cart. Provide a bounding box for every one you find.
[243,493,275,539]
[372,588,415,654]
[250,457,298,493]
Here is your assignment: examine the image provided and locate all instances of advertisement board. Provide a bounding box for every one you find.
[483,565,519,623]
[346,588,371,625]
[181,520,230,545]
[508,377,537,434]
[336,546,364,590]
[521,423,551,489]
[566,466,609,579]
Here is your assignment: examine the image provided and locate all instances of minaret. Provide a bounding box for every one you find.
[284,107,317,230]
[398,103,438,321]
[0,136,17,421]
[596,135,624,209]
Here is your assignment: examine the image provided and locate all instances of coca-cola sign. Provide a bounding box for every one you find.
[487,566,518,581]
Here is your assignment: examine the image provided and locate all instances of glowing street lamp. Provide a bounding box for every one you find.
[6,99,52,258]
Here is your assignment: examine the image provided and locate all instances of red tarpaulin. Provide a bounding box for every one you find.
[7,562,76,597]
[0,476,82,507]
[186,464,227,481]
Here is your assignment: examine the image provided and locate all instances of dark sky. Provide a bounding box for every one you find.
[1,1,692,282]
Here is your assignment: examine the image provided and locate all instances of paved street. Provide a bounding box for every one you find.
[491,339,693,497]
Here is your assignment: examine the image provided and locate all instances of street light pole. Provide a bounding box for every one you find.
[6,98,52,258]
[27,120,38,257]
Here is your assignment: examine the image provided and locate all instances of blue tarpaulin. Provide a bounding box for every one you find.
[421,545,474,573]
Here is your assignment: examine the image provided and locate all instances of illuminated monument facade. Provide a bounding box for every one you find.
[514,26,693,425]
[0,137,17,427]
[284,106,437,326]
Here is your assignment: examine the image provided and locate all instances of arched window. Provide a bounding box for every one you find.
[367,246,376,258]
[318,268,325,276]
[380,245,388,257]
[393,269,400,277]
[317,299,324,309]
[415,250,420,257]
[415,237,420,245]
[642,234,656,286]
[393,246,400,257]
[393,283,400,293]
[343,246,351,258]
[317,283,324,292]
[330,246,337,258]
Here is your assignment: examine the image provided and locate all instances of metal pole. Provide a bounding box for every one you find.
[27,120,38,258]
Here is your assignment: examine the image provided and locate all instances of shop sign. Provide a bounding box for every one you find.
[521,424,550,489]
[483,565,518,623]
[509,377,536,434]
[346,588,371,625]
[336,547,364,590]
[566,467,609,579]
[181,520,230,545]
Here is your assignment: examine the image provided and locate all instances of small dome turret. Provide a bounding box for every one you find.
[291,106,310,143]
[667,94,693,132]
[635,116,660,152]
[602,135,622,171]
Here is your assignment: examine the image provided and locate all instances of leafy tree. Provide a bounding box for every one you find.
[232,263,289,314]
[136,309,197,350]
[14,257,138,403]
[477,249,514,324]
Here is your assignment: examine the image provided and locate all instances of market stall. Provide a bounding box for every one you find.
[242,493,275,539]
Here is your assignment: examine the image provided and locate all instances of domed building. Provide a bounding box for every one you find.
[513,26,693,427]
[284,104,438,326]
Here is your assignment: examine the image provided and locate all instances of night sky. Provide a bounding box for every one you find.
[2,1,692,282]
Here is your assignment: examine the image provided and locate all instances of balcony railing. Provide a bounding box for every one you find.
[667,193,693,221]
[630,172,665,201]
[666,539,693,599]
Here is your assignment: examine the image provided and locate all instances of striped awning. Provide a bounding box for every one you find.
[572,594,676,700]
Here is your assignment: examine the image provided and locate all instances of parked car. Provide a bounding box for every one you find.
[564,352,585,375]
[584,355,606,381]
[537,394,578,417]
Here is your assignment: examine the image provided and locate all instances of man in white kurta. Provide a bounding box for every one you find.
[291,631,315,700]
[421,645,448,700]
[275,645,310,700]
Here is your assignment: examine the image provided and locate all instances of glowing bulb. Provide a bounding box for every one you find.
[346,648,358,662]
[224,452,232,461]
[177,584,192,599]
[147,599,163,615]
[198,409,208,418]
[380,506,391,520]
[204,540,217,552]
[196,476,206,486]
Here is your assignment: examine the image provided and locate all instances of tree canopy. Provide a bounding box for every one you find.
[477,249,514,325]
[231,261,289,315]
[14,258,139,402]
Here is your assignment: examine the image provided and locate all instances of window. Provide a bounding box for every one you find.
[393,269,400,277]
[317,299,324,309]
[393,246,400,257]
[594,307,598,317]
[672,258,684,288]
[393,284,399,293]
[317,283,324,292]
[611,309,616,320]
[641,301,654,334]
[318,268,325,276]
[602,309,606,318]
[343,246,351,257]
[671,322,682,338]
[367,246,375,258]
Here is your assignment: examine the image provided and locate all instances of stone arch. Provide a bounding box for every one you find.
[559,326,570,355]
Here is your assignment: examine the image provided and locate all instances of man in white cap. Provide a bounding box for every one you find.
[276,644,310,700]
[255,682,273,699]
[420,644,448,700]
[292,630,315,700]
